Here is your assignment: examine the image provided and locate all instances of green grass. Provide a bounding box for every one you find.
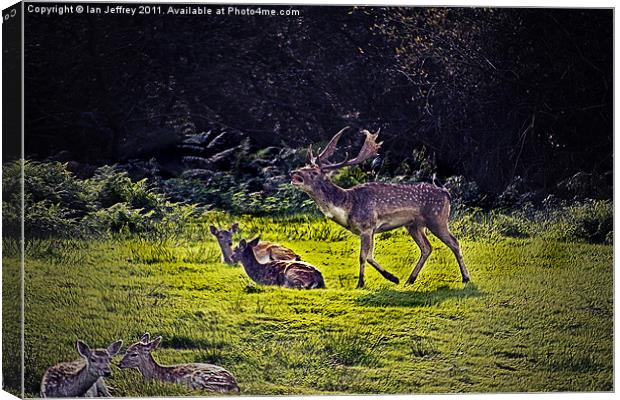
[4,214,613,396]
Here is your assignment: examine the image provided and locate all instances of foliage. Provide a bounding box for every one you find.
[23,7,612,196]
[4,160,612,245]
[330,166,371,188]
[2,161,195,238]
[444,175,482,207]
[542,200,613,244]
[449,199,613,245]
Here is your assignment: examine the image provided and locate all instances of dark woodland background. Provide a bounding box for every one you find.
[23,6,612,199]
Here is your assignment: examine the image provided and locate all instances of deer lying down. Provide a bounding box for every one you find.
[41,339,123,397]
[291,127,470,288]
[209,223,300,265]
[118,333,239,393]
[233,237,326,289]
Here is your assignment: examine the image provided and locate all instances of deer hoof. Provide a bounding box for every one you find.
[386,274,400,284]
[462,276,471,283]
[405,277,417,285]
[356,280,365,289]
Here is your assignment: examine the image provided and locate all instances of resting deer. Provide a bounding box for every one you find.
[210,223,300,265]
[40,339,123,397]
[291,127,470,288]
[233,237,326,289]
[118,333,239,393]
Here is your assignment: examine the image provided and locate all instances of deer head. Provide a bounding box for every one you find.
[291,127,382,194]
[77,339,123,378]
[232,237,261,264]
[209,223,239,265]
[117,333,162,370]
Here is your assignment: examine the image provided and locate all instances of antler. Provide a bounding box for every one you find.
[316,126,350,165]
[307,126,350,167]
[307,144,317,164]
[320,128,382,171]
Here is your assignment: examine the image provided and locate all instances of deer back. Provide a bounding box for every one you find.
[344,182,451,231]
[253,241,301,263]
[166,363,239,392]
[274,260,326,289]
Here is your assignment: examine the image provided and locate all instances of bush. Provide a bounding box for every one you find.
[3,160,612,245]
[3,161,93,238]
[450,199,613,245]
[331,166,370,188]
[496,176,535,209]
[158,177,215,205]
[444,175,482,207]
[229,184,318,216]
[543,200,613,244]
[2,161,196,238]
[491,212,531,239]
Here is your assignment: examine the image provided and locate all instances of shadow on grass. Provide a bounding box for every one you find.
[356,283,482,307]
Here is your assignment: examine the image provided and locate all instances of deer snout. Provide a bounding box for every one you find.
[291,172,304,185]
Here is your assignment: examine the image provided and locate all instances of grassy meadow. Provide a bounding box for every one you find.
[3,213,613,396]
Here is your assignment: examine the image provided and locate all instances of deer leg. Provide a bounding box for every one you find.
[405,225,432,284]
[357,233,373,288]
[427,223,470,283]
[96,378,112,397]
[366,233,400,284]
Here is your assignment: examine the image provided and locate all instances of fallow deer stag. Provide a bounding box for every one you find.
[291,127,470,288]
[210,223,300,265]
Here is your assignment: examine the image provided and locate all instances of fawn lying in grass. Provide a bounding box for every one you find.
[233,237,326,289]
[210,222,300,264]
[40,339,123,397]
[118,333,239,393]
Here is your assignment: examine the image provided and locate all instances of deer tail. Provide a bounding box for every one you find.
[432,173,452,201]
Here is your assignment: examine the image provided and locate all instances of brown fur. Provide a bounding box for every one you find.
[40,340,122,397]
[118,333,239,393]
[210,223,300,264]
[233,237,325,289]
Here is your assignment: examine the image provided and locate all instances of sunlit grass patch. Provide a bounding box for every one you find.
[11,213,614,396]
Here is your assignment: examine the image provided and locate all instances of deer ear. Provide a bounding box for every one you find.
[209,225,218,235]
[248,237,260,247]
[107,340,123,356]
[140,332,150,343]
[238,239,247,248]
[231,222,239,233]
[147,336,162,351]
[76,340,91,358]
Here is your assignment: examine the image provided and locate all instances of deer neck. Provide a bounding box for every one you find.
[71,364,99,395]
[139,354,172,381]
[239,248,267,282]
[310,179,350,226]
[219,244,235,265]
